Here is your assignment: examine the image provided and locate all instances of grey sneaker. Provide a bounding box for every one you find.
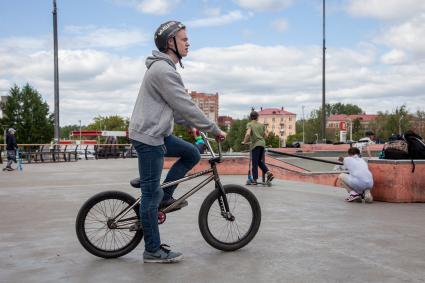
[159,198,188,212]
[143,244,183,263]
[363,189,373,203]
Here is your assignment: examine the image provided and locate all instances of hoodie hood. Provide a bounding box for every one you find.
[146,50,176,70]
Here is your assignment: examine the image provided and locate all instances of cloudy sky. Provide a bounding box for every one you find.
[1,0,425,125]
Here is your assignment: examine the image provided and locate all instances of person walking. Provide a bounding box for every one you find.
[242,110,273,185]
[129,21,226,263]
[3,128,18,171]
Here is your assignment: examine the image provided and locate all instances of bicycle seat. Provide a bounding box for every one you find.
[130,177,141,188]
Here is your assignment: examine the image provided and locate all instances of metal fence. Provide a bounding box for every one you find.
[0,144,136,164]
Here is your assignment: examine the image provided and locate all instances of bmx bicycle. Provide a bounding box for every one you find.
[75,132,261,258]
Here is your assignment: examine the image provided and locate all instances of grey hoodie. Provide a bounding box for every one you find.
[129,51,221,146]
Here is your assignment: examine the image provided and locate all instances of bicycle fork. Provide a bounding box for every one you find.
[212,165,235,221]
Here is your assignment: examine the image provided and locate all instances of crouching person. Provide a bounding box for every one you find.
[337,147,373,203]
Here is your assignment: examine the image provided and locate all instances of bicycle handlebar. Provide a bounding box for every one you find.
[199,131,222,160]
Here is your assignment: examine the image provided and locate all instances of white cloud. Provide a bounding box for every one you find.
[0,41,145,125]
[0,36,50,52]
[204,7,221,17]
[272,19,288,32]
[1,35,425,125]
[62,25,148,49]
[346,0,425,20]
[136,0,180,15]
[233,0,294,11]
[187,10,250,28]
[381,49,407,65]
[377,14,425,57]
[180,43,425,118]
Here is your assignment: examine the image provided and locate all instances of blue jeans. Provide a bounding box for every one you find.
[131,135,200,252]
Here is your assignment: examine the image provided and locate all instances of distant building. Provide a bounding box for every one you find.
[188,90,219,123]
[257,107,296,146]
[327,114,378,131]
[0,96,8,119]
[218,115,234,130]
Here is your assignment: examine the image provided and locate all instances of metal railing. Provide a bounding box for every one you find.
[0,144,137,164]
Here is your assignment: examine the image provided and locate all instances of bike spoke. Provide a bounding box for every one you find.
[207,192,253,244]
[84,198,139,252]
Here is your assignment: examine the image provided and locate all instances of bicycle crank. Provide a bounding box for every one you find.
[158,211,166,224]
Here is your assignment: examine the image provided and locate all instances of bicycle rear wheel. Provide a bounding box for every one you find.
[75,191,143,258]
[198,184,261,251]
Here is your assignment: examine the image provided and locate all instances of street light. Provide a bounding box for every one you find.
[346,118,353,141]
[280,128,285,148]
[79,120,82,143]
[302,105,305,144]
[398,117,402,135]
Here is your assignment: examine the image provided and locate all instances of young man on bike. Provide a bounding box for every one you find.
[129,21,226,263]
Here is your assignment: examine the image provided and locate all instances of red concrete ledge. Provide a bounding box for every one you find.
[165,155,425,203]
[367,159,425,203]
[164,155,341,188]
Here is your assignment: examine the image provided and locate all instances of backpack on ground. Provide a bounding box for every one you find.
[404,131,425,159]
[382,139,409,160]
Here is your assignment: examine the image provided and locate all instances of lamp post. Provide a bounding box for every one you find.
[398,115,404,135]
[280,128,285,148]
[52,0,60,142]
[346,118,353,141]
[302,105,305,144]
[321,0,326,143]
[79,120,82,143]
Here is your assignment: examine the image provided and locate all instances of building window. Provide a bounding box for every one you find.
[289,117,292,121]
[289,125,292,129]
[272,117,275,122]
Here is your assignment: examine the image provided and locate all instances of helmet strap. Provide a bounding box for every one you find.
[171,37,184,68]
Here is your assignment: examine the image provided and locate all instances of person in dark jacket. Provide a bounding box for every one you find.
[3,128,18,171]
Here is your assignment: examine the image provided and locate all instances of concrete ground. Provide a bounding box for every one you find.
[0,159,424,283]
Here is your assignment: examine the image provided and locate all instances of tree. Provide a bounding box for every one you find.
[0,84,54,144]
[286,133,303,145]
[265,132,279,148]
[173,124,194,143]
[226,119,248,152]
[326,103,363,116]
[86,115,129,143]
[369,105,410,141]
[352,118,362,141]
[61,124,81,139]
[413,110,425,138]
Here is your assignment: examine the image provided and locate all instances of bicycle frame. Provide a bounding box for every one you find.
[110,132,232,227]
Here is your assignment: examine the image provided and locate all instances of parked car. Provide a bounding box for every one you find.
[124,149,138,158]
[77,150,95,160]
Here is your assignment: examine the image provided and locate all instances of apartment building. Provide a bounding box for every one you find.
[257,107,296,146]
[188,90,219,123]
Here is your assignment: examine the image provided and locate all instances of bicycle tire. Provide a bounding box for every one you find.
[198,184,261,251]
[75,191,143,258]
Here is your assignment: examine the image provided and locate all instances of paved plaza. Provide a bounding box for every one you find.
[0,159,424,283]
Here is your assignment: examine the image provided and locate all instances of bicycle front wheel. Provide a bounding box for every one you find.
[198,184,261,251]
[75,191,143,258]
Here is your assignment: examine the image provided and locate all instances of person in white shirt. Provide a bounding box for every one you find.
[337,147,374,203]
[353,131,375,157]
